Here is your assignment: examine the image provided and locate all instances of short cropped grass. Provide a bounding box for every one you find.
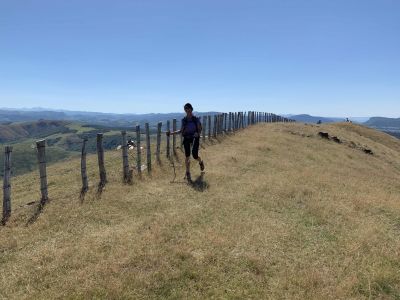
[1,122,400,299]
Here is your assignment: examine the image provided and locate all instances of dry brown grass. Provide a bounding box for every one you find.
[1,122,400,299]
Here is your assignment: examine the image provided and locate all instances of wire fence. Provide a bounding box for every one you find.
[1,111,294,224]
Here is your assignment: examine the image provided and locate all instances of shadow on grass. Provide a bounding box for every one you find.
[1,214,10,226]
[189,173,209,192]
[79,187,88,203]
[26,198,48,225]
[96,181,106,199]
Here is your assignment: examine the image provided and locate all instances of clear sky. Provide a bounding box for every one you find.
[0,0,399,117]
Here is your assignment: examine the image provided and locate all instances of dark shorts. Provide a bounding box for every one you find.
[183,137,200,159]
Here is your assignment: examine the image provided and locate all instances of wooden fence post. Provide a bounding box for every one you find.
[156,121,162,163]
[96,134,107,187]
[213,115,217,138]
[172,119,177,155]
[81,138,89,191]
[36,140,49,203]
[228,112,232,132]
[136,125,142,176]
[145,123,151,174]
[215,115,219,136]
[236,112,239,130]
[2,146,12,222]
[180,123,183,151]
[235,112,238,131]
[166,120,170,158]
[121,131,130,182]
[202,116,206,141]
[208,115,211,140]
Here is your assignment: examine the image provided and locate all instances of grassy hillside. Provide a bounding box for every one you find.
[0,121,136,176]
[0,120,74,143]
[1,122,400,299]
[365,117,400,129]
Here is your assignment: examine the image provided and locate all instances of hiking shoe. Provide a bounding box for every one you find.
[185,172,192,183]
[199,160,205,172]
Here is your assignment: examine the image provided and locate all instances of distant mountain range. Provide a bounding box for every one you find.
[1,108,399,132]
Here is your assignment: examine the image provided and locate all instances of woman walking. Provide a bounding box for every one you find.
[167,103,205,183]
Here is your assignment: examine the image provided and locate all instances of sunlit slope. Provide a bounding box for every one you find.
[1,122,400,299]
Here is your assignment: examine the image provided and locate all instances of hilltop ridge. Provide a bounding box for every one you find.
[1,122,400,299]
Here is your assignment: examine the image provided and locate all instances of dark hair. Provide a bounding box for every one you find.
[184,103,193,111]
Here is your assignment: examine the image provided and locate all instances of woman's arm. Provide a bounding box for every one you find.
[166,129,182,136]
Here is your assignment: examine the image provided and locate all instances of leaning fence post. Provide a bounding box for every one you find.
[81,137,89,191]
[145,123,151,174]
[96,134,107,187]
[136,124,142,176]
[172,119,177,155]
[2,146,12,223]
[121,131,131,183]
[156,121,162,163]
[166,120,171,158]
[36,140,48,203]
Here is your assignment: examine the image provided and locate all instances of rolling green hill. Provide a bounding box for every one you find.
[365,117,400,129]
[0,121,134,176]
[0,120,74,143]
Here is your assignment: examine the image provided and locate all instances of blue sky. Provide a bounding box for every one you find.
[0,0,399,117]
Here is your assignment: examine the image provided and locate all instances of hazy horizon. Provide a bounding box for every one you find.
[0,106,389,120]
